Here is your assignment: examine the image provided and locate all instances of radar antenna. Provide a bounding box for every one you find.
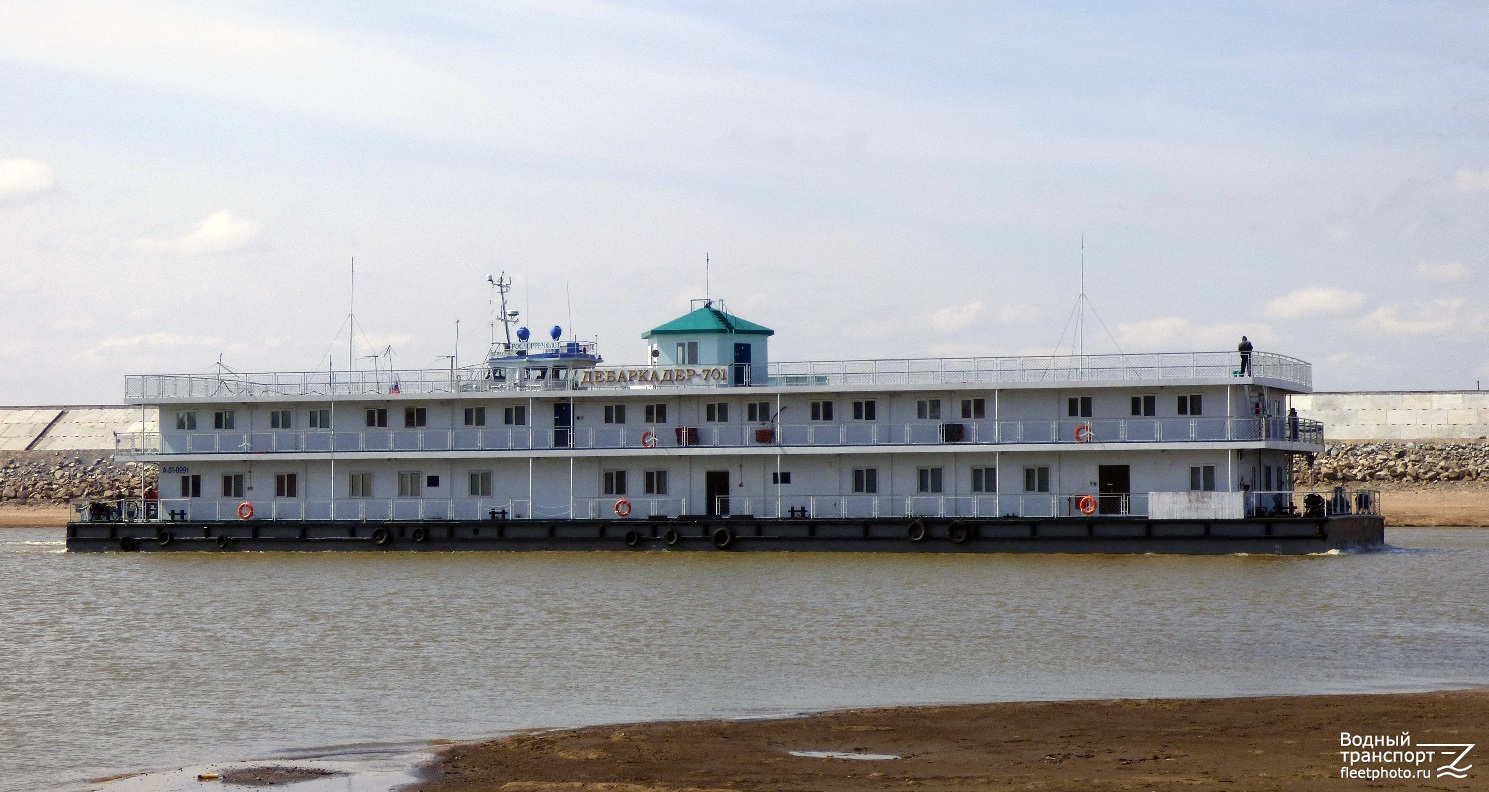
[488,273,519,347]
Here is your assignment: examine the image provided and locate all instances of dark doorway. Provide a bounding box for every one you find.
[1097,465,1130,515]
[553,402,572,448]
[705,470,730,516]
[732,343,752,386]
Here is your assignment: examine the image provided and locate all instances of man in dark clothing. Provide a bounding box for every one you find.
[1238,336,1253,376]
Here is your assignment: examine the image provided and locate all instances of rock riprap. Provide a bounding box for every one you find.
[0,451,157,505]
[1293,440,1489,487]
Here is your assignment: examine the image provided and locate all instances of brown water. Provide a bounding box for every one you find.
[1,528,1486,792]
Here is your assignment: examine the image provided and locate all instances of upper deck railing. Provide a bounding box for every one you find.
[125,350,1309,401]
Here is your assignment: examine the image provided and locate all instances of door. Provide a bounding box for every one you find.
[553,402,572,448]
[1097,465,1130,515]
[705,470,730,516]
[732,343,752,386]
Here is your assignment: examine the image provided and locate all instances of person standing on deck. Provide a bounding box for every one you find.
[1237,336,1253,376]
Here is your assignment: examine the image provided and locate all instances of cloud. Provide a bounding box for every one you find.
[1113,316,1254,350]
[1454,168,1489,192]
[1414,261,1471,282]
[1264,287,1367,319]
[930,300,983,331]
[136,210,261,254]
[1363,298,1465,336]
[0,159,54,200]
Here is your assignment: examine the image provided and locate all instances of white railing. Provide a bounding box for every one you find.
[1247,488,1380,518]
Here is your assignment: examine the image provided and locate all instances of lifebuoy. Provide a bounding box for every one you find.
[614,498,632,517]
[907,519,927,542]
[662,528,682,546]
[1074,424,1094,443]
[947,521,970,544]
[1077,495,1097,515]
[237,501,254,520]
[711,527,735,549]
[623,529,641,547]
[640,431,657,448]
[412,527,429,543]
[372,528,392,546]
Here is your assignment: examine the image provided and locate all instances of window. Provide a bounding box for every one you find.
[469,471,493,497]
[1177,394,1203,416]
[1024,466,1050,493]
[269,409,292,429]
[1189,465,1216,491]
[309,409,331,429]
[179,474,201,498]
[602,470,627,495]
[676,341,699,365]
[853,468,878,493]
[464,407,486,426]
[603,404,626,424]
[1130,395,1156,417]
[746,401,772,422]
[644,470,668,494]
[852,400,877,420]
[644,403,667,424]
[961,398,986,419]
[809,401,834,421]
[213,410,235,430]
[425,475,440,489]
[503,405,527,425]
[1067,396,1092,418]
[404,407,427,427]
[916,399,941,420]
[398,471,422,497]
[175,411,197,431]
[221,473,244,498]
[705,402,729,422]
[1263,464,1274,491]
[917,467,944,493]
[971,467,997,492]
[772,471,792,485]
[366,408,388,428]
[274,473,298,498]
[348,472,373,498]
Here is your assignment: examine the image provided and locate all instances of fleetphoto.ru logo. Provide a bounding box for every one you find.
[1340,732,1474,780]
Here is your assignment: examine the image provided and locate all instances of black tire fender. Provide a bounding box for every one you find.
[947,521,971,544]
[156,531,174,547]
[624,529,641,547]
[711,527,735,550]
[662,528,682,546]
[118,535,138,552]
[411,527,429,543]
[908,519,927,542]
[372,528,392,547]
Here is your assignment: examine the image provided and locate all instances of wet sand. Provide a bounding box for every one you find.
[411,689,1488,792]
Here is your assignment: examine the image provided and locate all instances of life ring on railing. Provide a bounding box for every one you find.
[614,498,632,518]
[237,501,254,520]
[1077,495,1097,515]
[640,431,658,448]
[1074,424,1094,443]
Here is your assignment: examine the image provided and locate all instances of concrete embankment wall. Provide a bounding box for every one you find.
[0,407,159,506]
[1293,392,1489,441]
[0,406,156,451]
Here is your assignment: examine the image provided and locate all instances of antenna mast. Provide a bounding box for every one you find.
[349,257,355,375]
[1078,234,1085,362]
[488,272,516,346]
[704,253,710,301]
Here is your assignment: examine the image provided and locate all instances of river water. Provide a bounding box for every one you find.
[2,527,1487,792]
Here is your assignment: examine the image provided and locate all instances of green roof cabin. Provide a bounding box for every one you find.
[642,301,774,385]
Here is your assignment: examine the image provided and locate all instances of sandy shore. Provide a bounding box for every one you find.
[411,690,1488,792]
[0,503,70,527]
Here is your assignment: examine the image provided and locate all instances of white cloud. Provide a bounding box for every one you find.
[135,211,261,254]
[1264,287,1367,319]
[1363,298,1465,336]
[1113,317,1255,351]
[930,300,983,332]
[0,159,54,200]
[1454,168,1489,192]
[1414,260,1471,282]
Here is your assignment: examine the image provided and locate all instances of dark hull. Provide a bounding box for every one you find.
[66,515,1385,555]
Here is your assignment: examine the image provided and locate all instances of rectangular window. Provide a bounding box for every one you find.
[309,408,331,428]
[1024,466,1050,493]
[809,401,834,421]
[917,467,944,493]
[916,399,941,420]
[180,474,201,498]
[348,472,373,498]
[175,411,198,431]
[503,405,527,425]
[644,470,668,495]
[602,470,627,496]
[366,408,388,428]
[677,341,699,365]
[398,471,422,497]
[221,473,244,498]
[852,400,877,421]
[404,407,427,428]
[961,398,986,419]
[1130,395,1156,417]
[853,467,878,493]
[424,475,439,489]
[274,473,298,498]
[705,402,729,422]
[213,410,235,430]
[469,471,493,497]
[1189,465,1216,491]
[971,467,997,493]
[603,404,627,424]
[269,409,292,429]
[772,471,792,485]
[1263,464,1274,491]
[746,401,772,423]
[1177,394,1203,416]
[464,407,486,426]
[1067,396,1092,418]
[644,403,667,424]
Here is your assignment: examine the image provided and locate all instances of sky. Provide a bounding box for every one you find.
[2,1,1488,403]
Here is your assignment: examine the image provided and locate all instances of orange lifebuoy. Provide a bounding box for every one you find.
[1077,495,1097,515]
[237,501,254,520]
[1074,423,1094,443]
[640,430,657,448]
[614,498,632,517]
